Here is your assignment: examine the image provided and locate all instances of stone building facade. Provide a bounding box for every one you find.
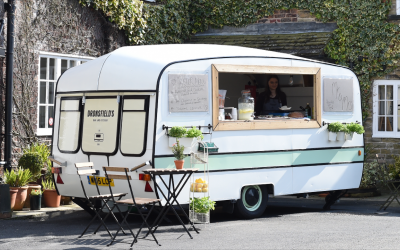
[0,0,126,176]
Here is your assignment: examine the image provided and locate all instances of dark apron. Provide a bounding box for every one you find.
[261,98,281,115]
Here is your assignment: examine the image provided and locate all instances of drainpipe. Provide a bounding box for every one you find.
[4,0,15,173]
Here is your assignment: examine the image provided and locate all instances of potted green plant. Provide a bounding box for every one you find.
[189,196,216,223]
[172,140,186,169]
[327,122,345,141]
[42,179,61,207]
[18,151,43,208]
[168,126,187,147]
[345,122,365,140]
[30,189,43,210]
[3,168,33,211]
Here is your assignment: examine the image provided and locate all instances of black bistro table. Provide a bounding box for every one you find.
[142,168,200,239]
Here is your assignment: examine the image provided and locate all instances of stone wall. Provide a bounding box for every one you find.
[0,0,127,175]
[257,9,317,24]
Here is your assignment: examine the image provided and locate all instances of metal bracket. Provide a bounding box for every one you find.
[48,156,67,167]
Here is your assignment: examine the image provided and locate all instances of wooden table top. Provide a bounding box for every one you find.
[143,168,199,175]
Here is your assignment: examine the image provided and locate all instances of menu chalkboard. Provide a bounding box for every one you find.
[168,74,209,112]
[323,78,354,112]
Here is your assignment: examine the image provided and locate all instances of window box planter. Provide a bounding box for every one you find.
[337,132,345,141]
[346,132,354,140]
[169,137,197,154]
[328,132,337,141]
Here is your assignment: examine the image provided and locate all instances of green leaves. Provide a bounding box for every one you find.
[4,168,33,187]
[189,196,216,214]
[79,0,400,121]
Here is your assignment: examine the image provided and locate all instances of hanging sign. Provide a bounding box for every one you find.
[168,74,209,112]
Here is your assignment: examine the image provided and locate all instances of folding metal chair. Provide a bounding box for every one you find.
[103,167,161,247]
[375,154,400,211]
[75,162,127,239]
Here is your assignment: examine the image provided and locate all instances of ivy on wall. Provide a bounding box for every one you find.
[79,0,400,120]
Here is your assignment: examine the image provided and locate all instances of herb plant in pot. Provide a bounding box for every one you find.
[18,152,43,208]
[42,179,61,207]
[172,140,186,169]
[30,189,43,210]
[182,126,204,153]
[327,122,345,141]
[189,196,216,223]
[4,168,33,211]
[345,122,365,140]
[168,126,187,147]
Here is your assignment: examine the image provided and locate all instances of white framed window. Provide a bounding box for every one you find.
[397,0,400,15]
[373,80,400,138]
[37,52,93,136]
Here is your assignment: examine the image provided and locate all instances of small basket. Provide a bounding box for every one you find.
[198,142,219,153]
[189,210,210,224]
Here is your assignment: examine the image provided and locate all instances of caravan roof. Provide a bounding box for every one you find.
[57,44,321,93]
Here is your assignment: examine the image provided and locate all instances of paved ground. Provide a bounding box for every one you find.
[1,193,400,249]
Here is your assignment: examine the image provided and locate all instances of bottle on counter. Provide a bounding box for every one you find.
[305,103,312,119]
[238,90,254,120]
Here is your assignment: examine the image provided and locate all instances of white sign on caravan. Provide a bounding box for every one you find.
[323,78,354,112]
[168,74,209,112]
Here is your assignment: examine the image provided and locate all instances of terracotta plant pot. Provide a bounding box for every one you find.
[10,186,28,211]
[9,188,18,211]
[174,160,184,169]
[24,184,41,208]
[43,189,61,207]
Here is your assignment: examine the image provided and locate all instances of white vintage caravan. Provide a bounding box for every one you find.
[51,44,364,218]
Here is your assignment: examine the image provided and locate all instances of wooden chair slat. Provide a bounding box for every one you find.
[103,167,128,172]
[107,174,131,180]
[78,169,96,175]
[75,162,94,168]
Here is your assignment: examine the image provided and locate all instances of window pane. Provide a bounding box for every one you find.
[379,101,385,115]
[69,61,76,68]
[80,61,86,64]
[387,85,393,100]
[61,100,80,111]
[387,117,394,131]
[124,99,145,111]
[39,82,46,104]
[39,106,46,128]
[48,82,54,104]
[120,112,146,155]
[82,98,119,154]
[387,101,393,115]
[378,85,385,100]
[59,112,80,151]
[61,60,68,74]
[48,106,54,128]
[49,58,55,80]
[40,58,47,80]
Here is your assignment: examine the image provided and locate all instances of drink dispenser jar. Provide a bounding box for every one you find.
[238,90,254,120]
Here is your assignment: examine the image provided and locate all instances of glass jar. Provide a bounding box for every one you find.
[238,90,254,120]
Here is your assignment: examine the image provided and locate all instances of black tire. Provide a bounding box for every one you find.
[234,185,269,219]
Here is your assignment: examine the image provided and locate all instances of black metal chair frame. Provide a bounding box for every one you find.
[103,167,161,247]
[143,169,199,239]
[375,154,400,211]
[75,162,127,239]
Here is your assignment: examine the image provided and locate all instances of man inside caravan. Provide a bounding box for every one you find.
[255,74,287,115]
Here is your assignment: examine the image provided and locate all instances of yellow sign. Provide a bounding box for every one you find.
[87,176,114,187]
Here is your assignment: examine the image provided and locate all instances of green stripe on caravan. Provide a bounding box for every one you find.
[154,147,364,171]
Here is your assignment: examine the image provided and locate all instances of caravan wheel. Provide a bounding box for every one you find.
[234,185,268,219]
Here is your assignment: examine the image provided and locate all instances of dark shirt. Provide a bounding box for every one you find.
[255,91,287,116]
